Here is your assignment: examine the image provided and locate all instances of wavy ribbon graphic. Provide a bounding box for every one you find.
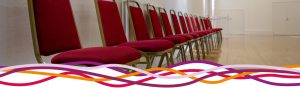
[1,61,300,87]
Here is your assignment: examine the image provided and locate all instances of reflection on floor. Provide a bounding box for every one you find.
[207,35,300,66]
[137,35,300,69]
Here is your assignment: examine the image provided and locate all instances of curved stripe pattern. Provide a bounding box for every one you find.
[1,61,300,87]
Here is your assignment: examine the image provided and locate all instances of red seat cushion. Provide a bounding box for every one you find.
[213,28,223,31]
[175,34,194,40]
[154,35,188,44]
[195,31,209,35]
[118,40,174,52]
[52,47,141,64]
[189,32,205,38]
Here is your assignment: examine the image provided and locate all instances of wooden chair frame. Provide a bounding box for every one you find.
[126,0,175,68]
[147,5,188,62]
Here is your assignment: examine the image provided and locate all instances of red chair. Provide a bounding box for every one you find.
[28,0,142,65]
[172,11,204,59]
[95,0,175,68]
[146,5,188,62]
[158,7,200,61]
[200,17,223,49]
[183,13,210,59]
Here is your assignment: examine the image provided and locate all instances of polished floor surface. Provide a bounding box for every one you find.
[207,35,300,66]
[137,35,300,68]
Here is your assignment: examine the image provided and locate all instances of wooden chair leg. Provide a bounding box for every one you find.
[188,42,195,60]
[194,40,201,60]
[145,55,152,69]
[200,39,206,59]
[167,52,174,65]
[158,54,165,67]
[180,45,187,62]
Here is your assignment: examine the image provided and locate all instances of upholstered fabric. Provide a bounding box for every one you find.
[149,10,164,38]
[52,47,141,64]
[160,13,174,36]
[189,33,202,38]
[97,0,128,46]
[207,18,214,29]
[190,16,199,31]
[154,35,188,44]
[195,31,209,36]
[195,17,202,31]
[179,16,189,34]
[33,0,81,56]
[176,34,194,40]
[204,18,211,30]
[207,18,223,31]
[129,6,151,40]
[200,18,206,30]
[118,40,174,52]
[185,16,194,33]
[170,14,182,34]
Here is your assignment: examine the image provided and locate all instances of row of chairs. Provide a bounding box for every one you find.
[28,0,222,68]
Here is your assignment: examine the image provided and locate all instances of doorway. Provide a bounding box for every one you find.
[273,1,300,35]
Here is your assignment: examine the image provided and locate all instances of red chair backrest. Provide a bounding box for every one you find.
[97,0,128,46]
[195,16,202,31]
[170,10,182,34]
[31,0,81,56]
[185,15,194,33]
[200,18,207,30]
[207,18,213,29]
[204,18,212,30]
[129,6,151,40]
[160,9,174,36]
[178,13,189,34]
[149,9,164,38]
[190,16,198,31]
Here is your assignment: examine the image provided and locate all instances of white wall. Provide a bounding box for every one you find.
[0,0,203,66]
[215,0,300,35]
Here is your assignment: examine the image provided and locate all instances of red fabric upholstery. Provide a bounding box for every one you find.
[118,40,174,52]
[195,31,209,36]
[200,18,206,30]
[190,16,199,31]
[170,14,182,34]
[207,18,223,31]
[33,0,81,56]
[185,16,194,33]
[195,17,202,31]
[177,34,194,40]
[204,18,211,30]
[52,47,141,64]
[97,0,128,46]
[160,13,174,36]
[189,33,201,38]
[179,16,189,34]
[154,35,188,44]
[129,6,151,40]
[149,10,164,38]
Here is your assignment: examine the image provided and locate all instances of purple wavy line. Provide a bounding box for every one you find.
[1,66,300,87]
[61,60,228,76]
[0,66,5,68]
[62,61,130,74]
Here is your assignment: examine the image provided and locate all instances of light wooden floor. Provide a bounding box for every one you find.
[206,35,300,66]
[137,35,300,69]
